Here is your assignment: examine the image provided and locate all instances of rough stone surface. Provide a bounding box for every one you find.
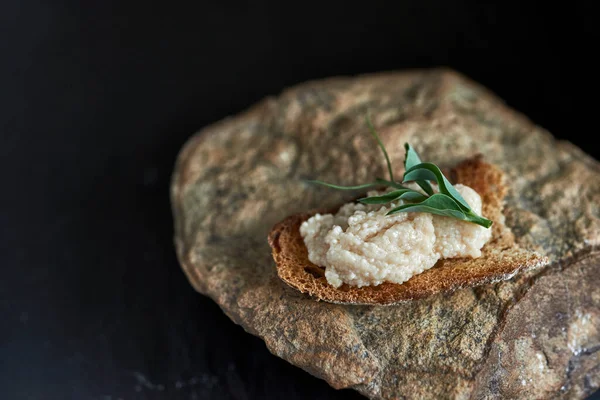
[171,69,600,399]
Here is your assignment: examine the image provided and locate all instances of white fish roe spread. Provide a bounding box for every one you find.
[300,184,492,288]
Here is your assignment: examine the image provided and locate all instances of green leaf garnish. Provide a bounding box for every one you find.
[404,143,434,196]
[305,115,493,228]
[358,189,427,205]
[463,212,494,229]
[403,162,471,211]
[399,191,430,203]
[387,193,467,219]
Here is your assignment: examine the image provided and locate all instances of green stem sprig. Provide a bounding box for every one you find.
[306,116,493,228]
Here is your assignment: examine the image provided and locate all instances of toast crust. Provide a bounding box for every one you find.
[268,157,549,305]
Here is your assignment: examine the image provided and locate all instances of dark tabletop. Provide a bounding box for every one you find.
[1,1,598,399]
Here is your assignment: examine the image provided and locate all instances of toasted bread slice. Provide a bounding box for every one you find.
[268,157,549,305]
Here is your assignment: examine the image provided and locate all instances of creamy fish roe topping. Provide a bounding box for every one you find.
[300,184,492,288]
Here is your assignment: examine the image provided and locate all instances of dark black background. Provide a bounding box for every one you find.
[1,1,598,399]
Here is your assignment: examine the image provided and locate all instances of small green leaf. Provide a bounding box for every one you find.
[464,211,493,228]
[387,193,493,228]
[358,189,426,205]
[400,191,429,203]
[306,180,380,190]
[403,162,471,211]
[366,115,394,182]
[387,193,466,218]
[403,143,434,195]
[404,143,422,169]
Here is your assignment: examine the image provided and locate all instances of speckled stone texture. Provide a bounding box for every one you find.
[171,69,600,399]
